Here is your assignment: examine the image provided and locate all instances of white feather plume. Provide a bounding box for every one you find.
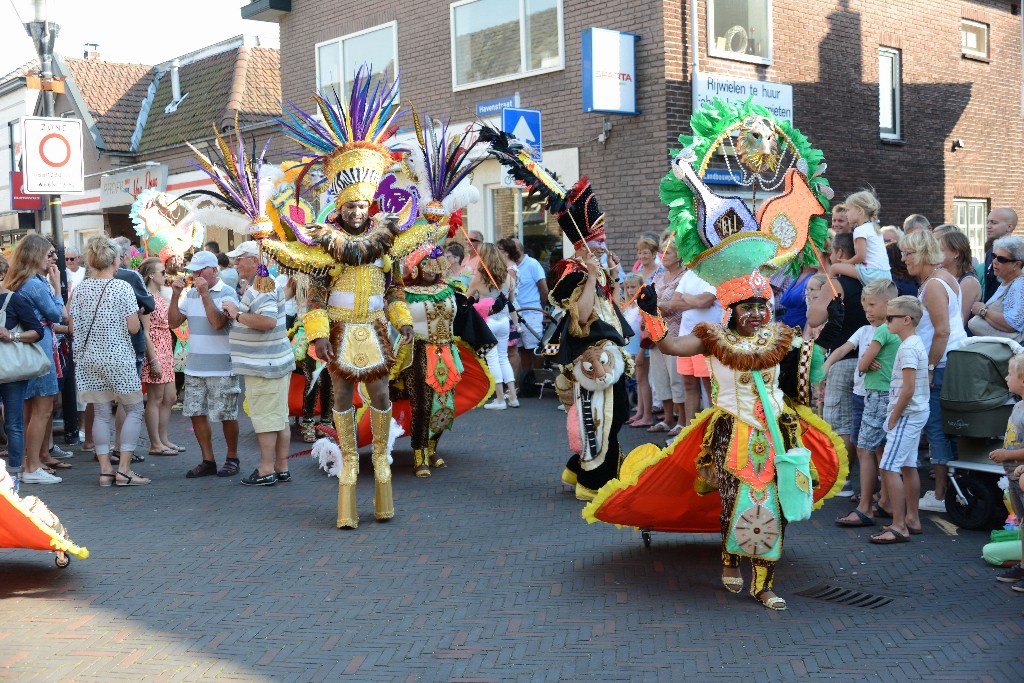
[311,438,341,477]
[442,180,480,216]
[385,418,404,466]
[191,206,255,235]
[404,144,432,207]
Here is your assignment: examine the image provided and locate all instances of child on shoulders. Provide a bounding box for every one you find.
[830,190,892,285]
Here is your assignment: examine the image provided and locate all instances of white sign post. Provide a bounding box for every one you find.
[22,116,84,194]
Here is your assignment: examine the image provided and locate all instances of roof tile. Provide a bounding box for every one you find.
[62,57,154,152]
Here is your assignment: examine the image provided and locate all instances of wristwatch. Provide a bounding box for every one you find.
[979,306,989,318]
[927,364,935,371]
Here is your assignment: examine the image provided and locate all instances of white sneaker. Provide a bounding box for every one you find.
[506,398,520,408]
[20,469,62,484]
[483,400,507,410]
[918,490,946,512]
[557,404,566,412]
[835,483,855,498]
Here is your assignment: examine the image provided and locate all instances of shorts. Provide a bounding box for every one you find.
[855,264,892,285]
[823,358,856,435]
[183,375,240,422]
[1008,476,1024,522]
[244,374,291,433]
[676,354,711,378]
[879,411,928,472]
[857,389,888,450]
[517,310,544,350]
[849,393,865,445]
[649,346,685,403]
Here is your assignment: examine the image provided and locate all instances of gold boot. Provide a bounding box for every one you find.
[414,449,431,478]
[370,405,395,521]
[427,438,445,469]
[334,408,359,529]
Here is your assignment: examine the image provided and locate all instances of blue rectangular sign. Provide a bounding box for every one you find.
[702,169,744,186]
[475,94,520,118]
[501,107,542,162]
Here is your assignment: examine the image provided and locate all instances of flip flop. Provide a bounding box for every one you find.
[647,421,671,433]
[148,448,179,456]
[835,509,874,527]
[873,504,893,519]
[666,425,683,437]
[629,422,653,429]
[870,528,909,544]
[883,523,923,535]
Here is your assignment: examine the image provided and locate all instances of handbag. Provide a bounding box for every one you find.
[0,293,51,383]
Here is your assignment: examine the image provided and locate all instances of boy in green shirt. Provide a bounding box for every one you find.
[835,279,901,527]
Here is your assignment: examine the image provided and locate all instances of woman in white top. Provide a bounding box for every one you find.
[899,229,966,511]
[471,244,519,409]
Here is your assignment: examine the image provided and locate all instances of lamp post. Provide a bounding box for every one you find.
[23,0,67,293]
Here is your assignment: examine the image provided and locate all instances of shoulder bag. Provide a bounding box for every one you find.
[0,292,51,383]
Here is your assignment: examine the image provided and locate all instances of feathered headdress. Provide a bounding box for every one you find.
[404,109,485,274]
[477,125,605,250]
[183,124,278,291]
[278,65,403,207]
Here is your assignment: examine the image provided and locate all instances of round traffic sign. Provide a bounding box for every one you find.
[38,133,72,167]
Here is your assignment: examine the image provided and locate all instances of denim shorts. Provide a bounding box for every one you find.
[849,393,865,445]
[858,389,888,450]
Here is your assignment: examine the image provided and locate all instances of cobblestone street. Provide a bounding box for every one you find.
[1,396,1021,681]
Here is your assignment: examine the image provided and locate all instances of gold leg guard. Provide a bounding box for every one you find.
[334,408,359,529]
[427,438,445,468]
[414,449,431,478]
[370,405,395,521]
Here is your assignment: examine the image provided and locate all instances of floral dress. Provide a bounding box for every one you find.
[142,295,173,384]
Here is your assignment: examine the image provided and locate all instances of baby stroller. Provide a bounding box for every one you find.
[940,336,1023,530]
[0,470,88,568]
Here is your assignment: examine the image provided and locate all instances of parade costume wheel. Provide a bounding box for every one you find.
[55,552,70,568]
[641,529,652,548]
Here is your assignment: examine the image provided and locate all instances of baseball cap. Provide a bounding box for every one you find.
[226,241,260,258]
[185,251,219,271]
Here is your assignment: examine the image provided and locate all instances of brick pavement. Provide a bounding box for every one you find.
[1,396,1022,681]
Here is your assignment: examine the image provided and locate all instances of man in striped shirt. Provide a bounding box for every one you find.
[168,250,241,478]
[222,242,296,486]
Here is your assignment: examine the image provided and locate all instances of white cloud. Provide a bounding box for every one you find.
[0,0,279,74]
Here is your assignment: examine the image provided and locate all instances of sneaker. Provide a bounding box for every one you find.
[918,490,946,513]
[997,563,1024,583]
[1012,579,1024,593]
[506,398,520,408]
[20,469,62,484]
[275,471,292,483]
[241,469,277,486]
[49,445,74,460]
[483,399,507,410]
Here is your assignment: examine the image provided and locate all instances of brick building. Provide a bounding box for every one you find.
[247,0,1023,261]
[0,36,281,251]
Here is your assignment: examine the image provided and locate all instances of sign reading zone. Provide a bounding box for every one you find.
[22,116,84,194]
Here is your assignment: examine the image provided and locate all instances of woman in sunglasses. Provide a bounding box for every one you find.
[968,235,1024,341]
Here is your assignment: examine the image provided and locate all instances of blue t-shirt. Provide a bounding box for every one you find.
[779,272,812,329]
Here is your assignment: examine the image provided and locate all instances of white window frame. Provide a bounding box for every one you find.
[314,21,400,101]
[706,0,774,66]
[961,18,990,60]
[878,47,902,140]
[449,0,566,92]
[953,197,989,262]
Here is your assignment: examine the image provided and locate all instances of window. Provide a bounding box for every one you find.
[953,198,989,261]
[450,0,564,90]
[707,0,772,64]
[961,19,990,60]
[315,22,398,101]
[878,47,901,140]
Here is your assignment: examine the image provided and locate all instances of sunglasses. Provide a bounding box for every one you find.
[885,314,909,322]
[65,256,77,262]
[469,238,482,244]
[46,250,56,257]
[994,254,1021,264]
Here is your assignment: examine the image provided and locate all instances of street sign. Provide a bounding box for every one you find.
[22,116,84,194]
[10,172,43,211]
[501,107,542,162]
[475,93,519,118]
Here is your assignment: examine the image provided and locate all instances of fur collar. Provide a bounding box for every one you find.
[694,322,795,371]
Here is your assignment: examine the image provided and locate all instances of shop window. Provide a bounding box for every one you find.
[953,198,989,261]
[707,0,772,65]
[316,22,399,101]
[961,19,990,60]
[450,0,564,90]
[878,47,901,140]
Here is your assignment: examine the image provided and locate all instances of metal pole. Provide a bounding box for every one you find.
[517,188,524,247]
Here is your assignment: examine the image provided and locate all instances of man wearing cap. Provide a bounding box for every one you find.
[167,250,241,478]
[221,242,296,486]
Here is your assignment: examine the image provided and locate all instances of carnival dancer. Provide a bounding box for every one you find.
[582,100,847,611]
[478,127,634,501]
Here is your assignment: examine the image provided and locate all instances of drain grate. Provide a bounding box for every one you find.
[794,583,895,609]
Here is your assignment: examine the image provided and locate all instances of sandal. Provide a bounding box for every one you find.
[666,425,683,437]
[148,447,179,456]
[755,591,787,611]
[115,470,151,486]
[98,472,116,488]
[629,421,653,429]
[882,523,922,536]
[647,421,671,433]
[722,570,744,594]
[44,460,73,470]
[185,460,218,478]
[835,509,874,527]
[869,527,909,544]
[217,458,241,477]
